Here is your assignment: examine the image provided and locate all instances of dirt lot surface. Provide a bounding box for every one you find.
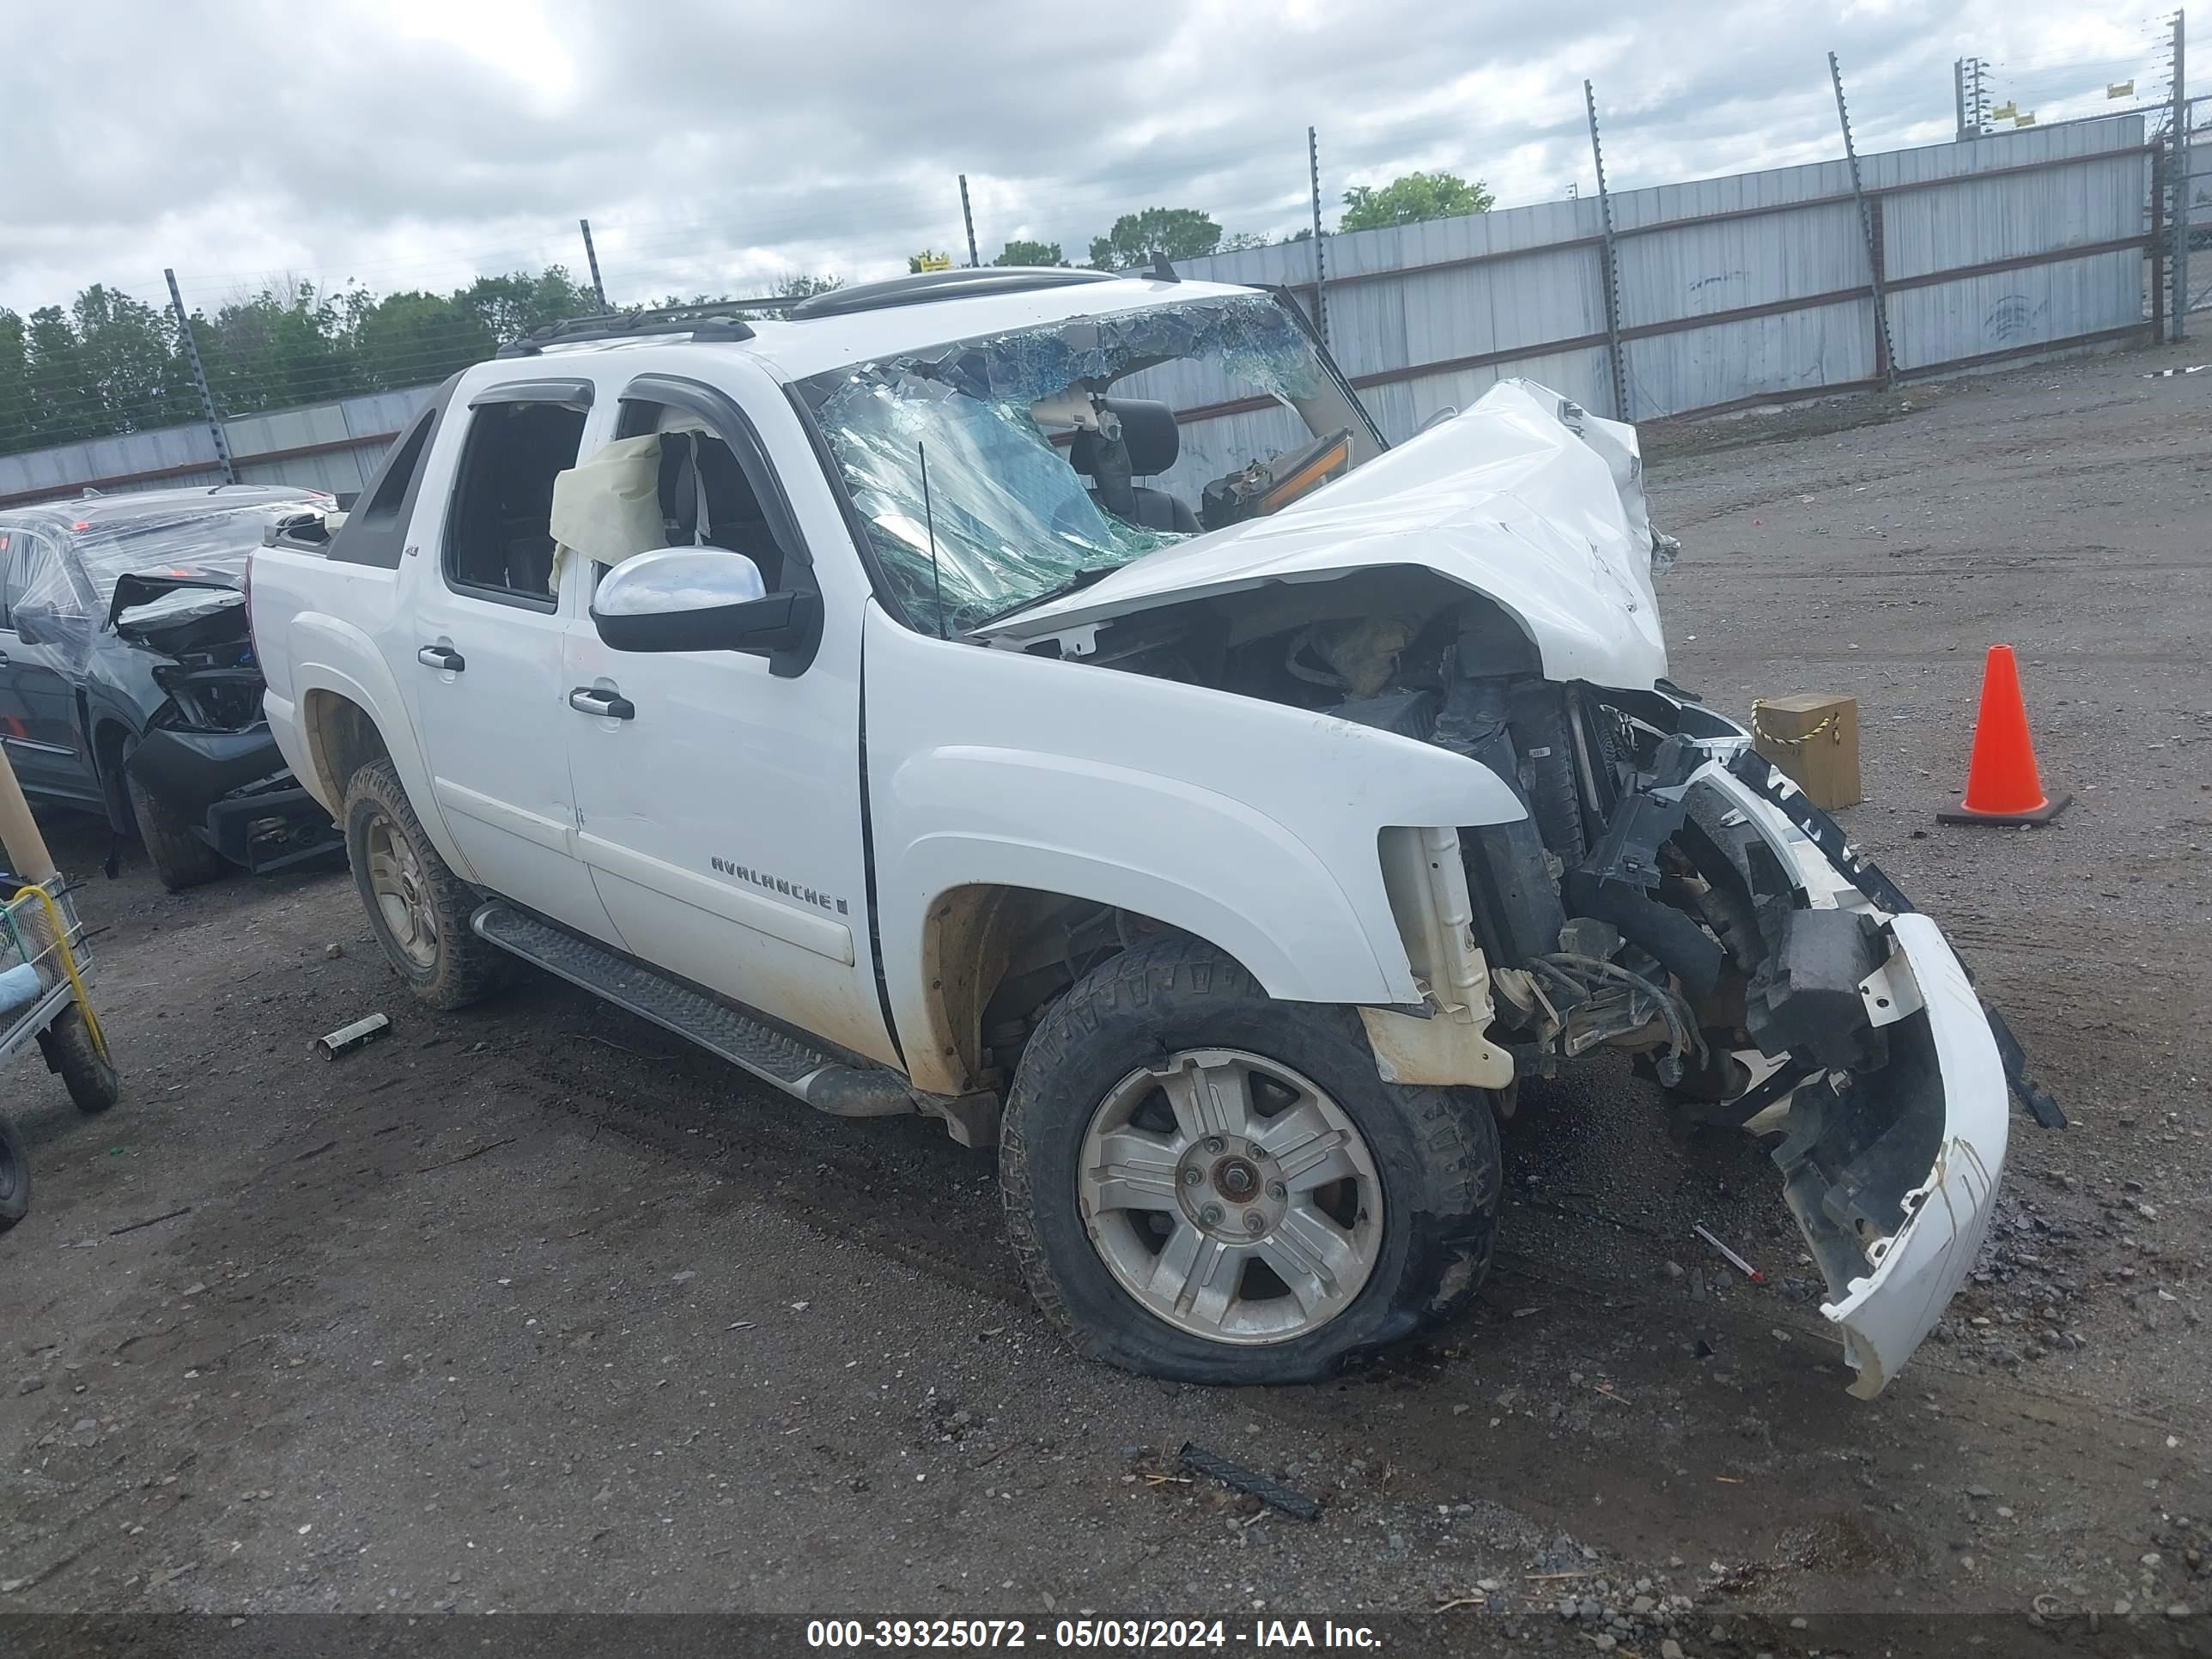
[5,341,2210,1656]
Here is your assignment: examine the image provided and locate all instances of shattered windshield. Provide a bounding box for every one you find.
[803,294,1332,636]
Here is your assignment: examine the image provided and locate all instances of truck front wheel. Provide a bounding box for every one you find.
[343,759,513,1012]
[1000,937,1501,1384]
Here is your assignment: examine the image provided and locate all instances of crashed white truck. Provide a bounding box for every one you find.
[248,268,2060,1396]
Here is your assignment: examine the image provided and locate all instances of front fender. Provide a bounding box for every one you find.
[864,604,1527,1089]
[885,744,1392,1000]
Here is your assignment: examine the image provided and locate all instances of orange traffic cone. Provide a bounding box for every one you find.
[1938,644,2071,825]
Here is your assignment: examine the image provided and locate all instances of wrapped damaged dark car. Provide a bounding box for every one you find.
[0,485,343,889]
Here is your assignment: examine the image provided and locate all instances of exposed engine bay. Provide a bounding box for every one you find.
[995,556,2062,1392]
[956,368,2063,1398]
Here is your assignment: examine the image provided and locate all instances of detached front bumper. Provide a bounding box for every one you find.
[1688,740,2030,1398]
[1816,913,2008,1396]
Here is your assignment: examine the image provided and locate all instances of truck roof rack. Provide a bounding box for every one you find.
[495,300,790,357]
[786,267,1120,320]
[496,269,1137,355]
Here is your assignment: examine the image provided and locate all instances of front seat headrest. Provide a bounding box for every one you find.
[1101,398,1178,475]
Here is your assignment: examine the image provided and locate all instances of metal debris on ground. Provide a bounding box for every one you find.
[313,1013,391,1060]
[1176,1443,1321,1522]
[1692,1222,1765,1283]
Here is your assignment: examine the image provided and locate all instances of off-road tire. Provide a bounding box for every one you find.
[38,1004,120,1112]
[125,772,224,892]
[0,1111,28,1232]
[343,759,514,1012]
[1000,936,1502,1384]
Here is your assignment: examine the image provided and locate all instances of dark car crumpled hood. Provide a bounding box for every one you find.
[106,568,249,650]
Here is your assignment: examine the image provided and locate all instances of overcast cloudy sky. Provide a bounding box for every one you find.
[0,0,2170,317]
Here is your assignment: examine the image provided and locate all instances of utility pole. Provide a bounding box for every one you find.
[1307,125,1329,348]
[957,175,981,268]
[1583,81,1630,422]
[578,218,608,312]
[1830,52,1899,387]
[2172,10,2190,340]
[163,269,234,485]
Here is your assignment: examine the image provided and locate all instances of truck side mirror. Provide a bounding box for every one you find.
[590,547,817,657]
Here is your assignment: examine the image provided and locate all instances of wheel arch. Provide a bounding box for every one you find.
[287,661,468,881]
[906,875,1328,1098]
[300,686,392,809]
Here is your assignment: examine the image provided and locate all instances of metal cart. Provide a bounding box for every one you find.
[1,881,120,1233]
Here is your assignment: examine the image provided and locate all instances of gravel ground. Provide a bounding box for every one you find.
[3,340,2209,1656]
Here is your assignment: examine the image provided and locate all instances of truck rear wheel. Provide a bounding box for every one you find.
[343,759,513,1012]
[125,772,224,892]
[1000,937,1501,1384]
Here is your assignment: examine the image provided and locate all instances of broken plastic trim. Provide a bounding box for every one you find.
[1722,745,2064,1129]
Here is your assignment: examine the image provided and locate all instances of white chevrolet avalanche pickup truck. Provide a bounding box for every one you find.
[250,267,2058,1395]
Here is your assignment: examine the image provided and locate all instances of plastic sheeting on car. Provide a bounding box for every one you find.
[5,502,289,676]
[803,295,1332,636]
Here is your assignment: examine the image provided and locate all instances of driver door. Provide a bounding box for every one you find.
[560,369,895,1066]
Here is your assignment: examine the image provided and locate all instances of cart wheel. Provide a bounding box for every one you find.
[38,1005,120,1113]
[0,1112,27,1232]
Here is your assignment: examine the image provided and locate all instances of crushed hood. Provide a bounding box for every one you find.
[975,379,1670,687]
[108,568,249,650]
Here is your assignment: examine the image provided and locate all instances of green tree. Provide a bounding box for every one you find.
[1086,208,1222,270]
[1339,171,1494,232]
[1218,231,1269,253]
[775,272,842,299]
[0,310,30,453]
[200,277,362,416]
[455,266,599,342]
[68,285,192,434]
[992,239,1066,267]
[0,260,739,461]
[354,289,495,391]
[9,288,196,445]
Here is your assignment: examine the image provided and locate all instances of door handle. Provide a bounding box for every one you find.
[417,644,466,672]
[0,648,9,664]
[568,686,635,721]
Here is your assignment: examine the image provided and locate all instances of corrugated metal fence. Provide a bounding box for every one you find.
[0,116,2153,509]
[1135,116,2152,501]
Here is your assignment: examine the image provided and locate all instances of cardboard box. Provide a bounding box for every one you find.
[1752,693,1862,810]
